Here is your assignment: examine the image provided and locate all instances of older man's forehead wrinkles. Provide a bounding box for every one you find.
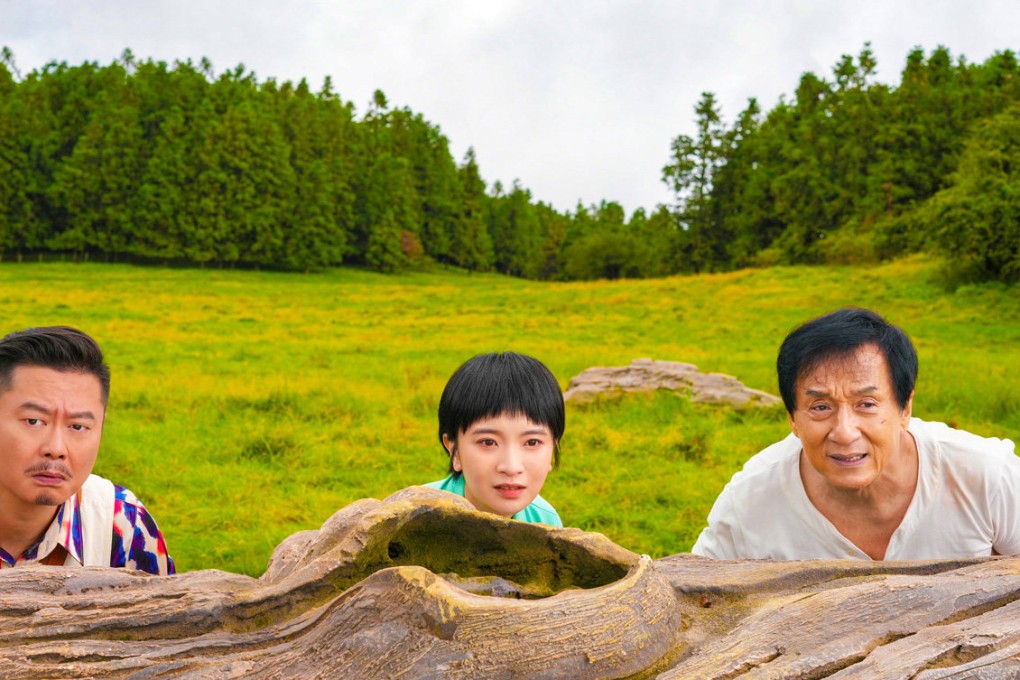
[804,385,880,398]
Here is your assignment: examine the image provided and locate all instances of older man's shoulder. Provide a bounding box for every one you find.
[910,418,1016,460]
[740,431,804,476]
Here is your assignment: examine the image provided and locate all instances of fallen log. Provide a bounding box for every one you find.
[0,487,1017,678]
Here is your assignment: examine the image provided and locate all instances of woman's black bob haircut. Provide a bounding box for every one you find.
[438,352,565,475]
[777,307,918,414]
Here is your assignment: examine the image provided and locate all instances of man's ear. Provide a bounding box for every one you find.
[787,410,799,438]
[901,391,914,427]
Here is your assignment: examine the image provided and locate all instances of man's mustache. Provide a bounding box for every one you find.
[25,462,71,479]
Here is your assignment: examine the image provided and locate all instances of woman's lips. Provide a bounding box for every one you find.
[494,484,525,499]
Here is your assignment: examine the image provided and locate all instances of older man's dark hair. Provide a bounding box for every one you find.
[776,307,918,414]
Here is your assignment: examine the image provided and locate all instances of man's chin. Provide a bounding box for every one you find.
[33,493,63,506]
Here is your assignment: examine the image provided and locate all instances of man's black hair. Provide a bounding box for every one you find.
[777,307,917,414]
[438,352,564,475]
[0,326,110,404]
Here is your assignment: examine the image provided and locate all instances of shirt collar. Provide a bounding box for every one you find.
[0,490,84,567]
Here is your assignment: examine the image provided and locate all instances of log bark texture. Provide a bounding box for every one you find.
[1,487,1018,678]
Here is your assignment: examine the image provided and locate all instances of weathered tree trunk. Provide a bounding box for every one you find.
[0,487,1017,678]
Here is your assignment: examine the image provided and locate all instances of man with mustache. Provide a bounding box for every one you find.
[692,307,1020,561]
[0,326,173,574]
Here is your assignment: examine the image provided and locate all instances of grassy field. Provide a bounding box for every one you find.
[1,256,1017,576]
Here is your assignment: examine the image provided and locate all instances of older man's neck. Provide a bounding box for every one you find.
[801,432,920,559]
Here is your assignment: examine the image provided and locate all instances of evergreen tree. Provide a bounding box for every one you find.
[0,61,35,256]
[488,181,541,278]
[914,103,1020,282]
[48,73,146,258]
[449,148,494,271]
[662,92,725,271]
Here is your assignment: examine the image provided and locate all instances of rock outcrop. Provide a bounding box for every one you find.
[564,358,782,408]
[1,487,1017,678]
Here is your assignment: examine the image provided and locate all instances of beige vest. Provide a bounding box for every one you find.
[65,474,115,567]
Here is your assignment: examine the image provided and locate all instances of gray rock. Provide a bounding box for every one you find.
[564,358,782,407]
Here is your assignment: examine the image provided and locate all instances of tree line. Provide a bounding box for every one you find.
[0,48,675,278]
[664,44,1020,283]
[1,45,1017,282]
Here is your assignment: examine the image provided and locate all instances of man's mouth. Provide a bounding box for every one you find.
[31,471,67,486]
[28,465,70,485]
[828,453,868,465]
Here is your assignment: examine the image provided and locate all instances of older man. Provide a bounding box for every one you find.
[692,307,1019,560]
[0,326,174,574]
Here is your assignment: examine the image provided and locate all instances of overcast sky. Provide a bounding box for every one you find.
[3,1,1018,215]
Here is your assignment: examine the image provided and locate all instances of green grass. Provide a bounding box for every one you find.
[1,255,1017,575]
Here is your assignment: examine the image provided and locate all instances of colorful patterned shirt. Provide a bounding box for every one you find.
[0,481,175,575]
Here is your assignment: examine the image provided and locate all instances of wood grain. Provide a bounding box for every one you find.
[0,487,1016,678]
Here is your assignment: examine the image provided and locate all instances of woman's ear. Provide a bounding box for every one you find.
[442,434,462,471]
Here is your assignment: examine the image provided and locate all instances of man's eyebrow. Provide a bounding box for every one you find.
[19,402,98,420]
[803,386,880,398]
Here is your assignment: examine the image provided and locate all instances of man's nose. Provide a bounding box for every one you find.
[42,427,68,459]
[829,408,861,444]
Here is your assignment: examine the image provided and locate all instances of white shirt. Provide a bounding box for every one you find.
[691,419,1020,560]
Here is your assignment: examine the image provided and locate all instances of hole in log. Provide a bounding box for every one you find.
[357,506,630,599]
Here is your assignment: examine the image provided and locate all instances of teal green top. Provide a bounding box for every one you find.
[425,474,563,527]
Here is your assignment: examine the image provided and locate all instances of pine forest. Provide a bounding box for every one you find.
[0,44,1017,282]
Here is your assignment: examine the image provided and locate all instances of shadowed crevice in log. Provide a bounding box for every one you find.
[832,583,1020,678]
[379,508,629,597]
[915,638,1020,679]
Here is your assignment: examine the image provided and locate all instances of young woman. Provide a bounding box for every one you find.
[425,352,563,526]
